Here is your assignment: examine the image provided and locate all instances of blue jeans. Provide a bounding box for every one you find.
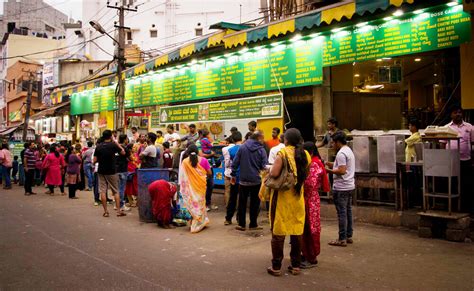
[84,162,94,190]
[118,172,128,208]
[333,190,354,241]
[19,164,25,185]
[2,166,12,188]
[205,169,214,206]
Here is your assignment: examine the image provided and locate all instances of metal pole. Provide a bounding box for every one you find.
[106,0,136,131]
[116,3,126,131]
[22,74,34,142]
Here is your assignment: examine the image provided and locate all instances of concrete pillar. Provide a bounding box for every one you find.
[460,13,474,110]
[313,67,332,135]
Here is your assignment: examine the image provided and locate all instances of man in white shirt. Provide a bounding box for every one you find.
[444,106,473,214]
[140,133,158,168]
[222,135,235,208]
[268,134,285,165]
[164,124,181,148]
[325,131,355,247]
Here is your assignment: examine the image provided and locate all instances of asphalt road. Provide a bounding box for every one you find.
[0,185,473,290]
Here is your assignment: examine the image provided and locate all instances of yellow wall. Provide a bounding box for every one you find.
[7,34,65,67]
[257,118,284,141]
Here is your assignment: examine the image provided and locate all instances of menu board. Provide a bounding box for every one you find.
[71,41,322,115]
[323,5,471,66]
[157,94,283,124]
[150,111,161,127]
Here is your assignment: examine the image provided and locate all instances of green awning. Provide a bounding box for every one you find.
[209,22,253,31]
[247,27,268,44]
[356,0,398,14]
[169,50,180,61]
[295,11,321,31]
[195,38,208,51]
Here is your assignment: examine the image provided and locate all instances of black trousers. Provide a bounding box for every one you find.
[237,184,261,228]
[48,184,64,194]
[68,184,77,198]
[24,169,35,194]
[271,235,302,270]
[225,183,239,222]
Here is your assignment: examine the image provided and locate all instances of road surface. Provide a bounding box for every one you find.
[0,185,473,290]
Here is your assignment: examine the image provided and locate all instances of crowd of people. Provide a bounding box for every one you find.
[140,120,355,275]
[0,119,357,276]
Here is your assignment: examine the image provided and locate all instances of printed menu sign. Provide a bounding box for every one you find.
[157,94,283,124]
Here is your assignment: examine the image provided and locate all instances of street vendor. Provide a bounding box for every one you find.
[148,180,178,229]
[405,118,422,162]
[443,105,473,214]
[317,117,339,148]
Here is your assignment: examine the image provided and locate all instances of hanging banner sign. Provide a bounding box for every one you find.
[156,93,283,124]
[70,40,322,115]
[322,4,471,66]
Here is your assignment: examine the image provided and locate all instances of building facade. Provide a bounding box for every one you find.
[0,33,65,127]
[0,0,68,38]
[6,60,42,126]
[78,0,262,61]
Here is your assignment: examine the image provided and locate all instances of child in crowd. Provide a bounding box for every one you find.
[200,129,213,156]
[12,156,19,184]
[162,142,173,169]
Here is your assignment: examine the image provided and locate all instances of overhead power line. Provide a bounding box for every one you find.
[0,31,115,60]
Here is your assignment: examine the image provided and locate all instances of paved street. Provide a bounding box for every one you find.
[0,185,473,290]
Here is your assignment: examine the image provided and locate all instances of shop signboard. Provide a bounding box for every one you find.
[157,93,283,124]
[9,141,23,158]
[70,40,322,115]
[322,4,471,66]
[42,62,54,106]
[9,111,21,122]
[70,3,471,116]
[150,111,161,128]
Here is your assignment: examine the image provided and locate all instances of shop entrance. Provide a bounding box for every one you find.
[285,102,314,142]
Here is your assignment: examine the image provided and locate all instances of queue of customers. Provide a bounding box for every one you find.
[142,121,355,276]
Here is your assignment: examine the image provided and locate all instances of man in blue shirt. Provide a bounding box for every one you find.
[231,131,268,231]
[225,131,243,225]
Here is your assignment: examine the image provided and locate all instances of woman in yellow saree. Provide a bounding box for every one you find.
[179,144,212,233]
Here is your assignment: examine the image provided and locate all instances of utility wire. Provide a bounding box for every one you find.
[0,29,117,60]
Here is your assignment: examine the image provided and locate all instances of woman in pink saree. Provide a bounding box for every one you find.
[179,144,211,233]
[301,142,330,268]
[42,144,66,195]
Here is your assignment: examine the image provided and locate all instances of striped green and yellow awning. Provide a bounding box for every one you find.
[226,0,415,47]
[51,0,418,104]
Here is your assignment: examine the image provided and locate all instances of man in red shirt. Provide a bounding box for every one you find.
[266,127,281,150]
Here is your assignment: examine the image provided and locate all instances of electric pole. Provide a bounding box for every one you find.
[106,1,137,131]
[22,72,35,142]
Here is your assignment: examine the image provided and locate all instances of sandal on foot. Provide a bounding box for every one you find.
[116,211,127,217]
[103,212,109,217]
[347,238,353,244]
[288,266,301,275]
[328,239,347,247]
[267,267,282,277]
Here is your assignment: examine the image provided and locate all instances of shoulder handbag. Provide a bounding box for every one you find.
[264,151,295,191]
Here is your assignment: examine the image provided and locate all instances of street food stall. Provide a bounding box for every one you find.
[152,93,285,186]
[0,124,35,142]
